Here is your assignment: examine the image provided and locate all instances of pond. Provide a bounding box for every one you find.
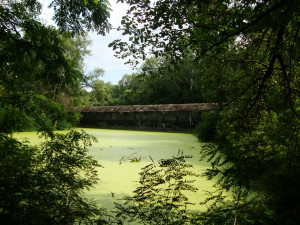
[14,128,216,212]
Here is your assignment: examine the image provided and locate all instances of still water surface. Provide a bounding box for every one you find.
[14,128,215,211]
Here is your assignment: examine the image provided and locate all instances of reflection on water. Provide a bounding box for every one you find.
[14,128,216,211]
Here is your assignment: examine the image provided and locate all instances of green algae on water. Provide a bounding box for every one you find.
[13,128,216,211]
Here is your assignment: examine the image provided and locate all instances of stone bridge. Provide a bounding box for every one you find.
[78,103,216,132]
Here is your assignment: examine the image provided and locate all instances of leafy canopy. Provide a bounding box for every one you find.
[110,0,300,224]
[0,0,111,224]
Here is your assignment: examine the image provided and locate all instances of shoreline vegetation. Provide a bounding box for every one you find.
[1,0,299,224]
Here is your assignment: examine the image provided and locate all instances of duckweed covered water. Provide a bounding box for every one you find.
[14,128,216,211]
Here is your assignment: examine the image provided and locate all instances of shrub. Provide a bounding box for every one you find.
[194,111,220,142]
[114,155,199,225]
[0,130,103,224]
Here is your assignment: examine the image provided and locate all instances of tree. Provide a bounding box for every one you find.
[48,33,93,110]
[50,0,111,35]
[1,0,109,95]
[115,73,145,105]
[111,56,203,105]
[91,80,113,106]
[111,0,300,109]
[138,55,204,104]
[84,67,106,88]
[0,0,111,223]
[69,68,106,108]
[110,0,300,224]
[0,130,103,224]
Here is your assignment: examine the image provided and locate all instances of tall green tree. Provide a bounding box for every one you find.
[51,33,93,110]
[110,56,203,105]
[111,0,300,224]
[138,55,204,104]
[114,73,146,105]
[69,68,106,108]
[0,0,111,223]
[90,80,113,106]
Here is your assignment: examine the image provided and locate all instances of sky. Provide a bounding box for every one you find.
[41,0,135,84]
[85,1,135,84]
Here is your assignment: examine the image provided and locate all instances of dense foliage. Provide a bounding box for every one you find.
[2,0,300,224]
[0,0,110,224]
[110,0,300,224]
[114,155,198,225]
[76,56,204,106]
[0,130,102,224]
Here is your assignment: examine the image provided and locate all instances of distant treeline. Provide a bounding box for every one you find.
[69,57,212,108]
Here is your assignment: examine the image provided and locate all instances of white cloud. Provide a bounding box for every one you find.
[85,0,135,84]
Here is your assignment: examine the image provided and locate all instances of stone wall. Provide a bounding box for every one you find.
[77,103,216,132]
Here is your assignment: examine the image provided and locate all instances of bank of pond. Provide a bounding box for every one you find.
[14,128,217,213]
